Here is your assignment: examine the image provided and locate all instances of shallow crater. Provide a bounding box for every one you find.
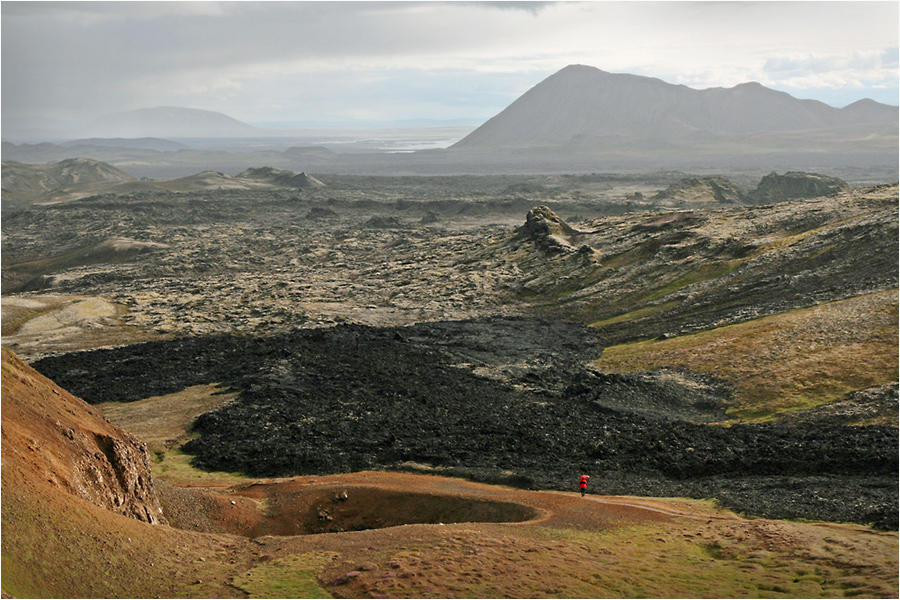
[160,482,541,538]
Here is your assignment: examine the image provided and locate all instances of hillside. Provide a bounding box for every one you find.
[1,157,138,207]
[498,185,898,346]
[451,64,898,155]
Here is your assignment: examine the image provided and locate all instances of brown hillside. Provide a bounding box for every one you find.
[1,346,164,523]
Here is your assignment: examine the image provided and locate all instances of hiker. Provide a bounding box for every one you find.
[579,474,590,497]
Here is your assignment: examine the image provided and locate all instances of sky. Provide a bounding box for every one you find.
[2,1,898,131]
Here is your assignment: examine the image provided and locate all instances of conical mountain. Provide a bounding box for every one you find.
[451,64,898,153]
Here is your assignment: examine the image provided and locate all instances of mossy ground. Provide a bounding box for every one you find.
[594,290,898,421]
[233,552,338,598]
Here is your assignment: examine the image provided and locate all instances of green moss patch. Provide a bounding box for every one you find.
[233,552,337,598]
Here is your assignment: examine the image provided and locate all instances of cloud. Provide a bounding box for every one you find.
[2,1,898,129]
[463,1,556,15]
[760,48,899,97]
[763,49,898,77]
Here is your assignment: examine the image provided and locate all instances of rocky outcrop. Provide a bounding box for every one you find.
[651,177,746,206]
[1,347,166,524]
[516,206,587,253]
[365,215,406,229]
[748,171,851,204]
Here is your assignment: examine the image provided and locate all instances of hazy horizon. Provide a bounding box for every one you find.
[2,0,898,138]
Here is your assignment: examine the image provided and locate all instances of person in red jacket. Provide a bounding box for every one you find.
[579,474,590,497]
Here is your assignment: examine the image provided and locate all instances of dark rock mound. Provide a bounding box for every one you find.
[651,177,745,205]
[365,215,405,229]
[306,207,339,220]
[748,171,851,204]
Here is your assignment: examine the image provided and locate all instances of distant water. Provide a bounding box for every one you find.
[180,125,476,154]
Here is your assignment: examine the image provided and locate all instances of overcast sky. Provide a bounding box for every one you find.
[3,1,898,129]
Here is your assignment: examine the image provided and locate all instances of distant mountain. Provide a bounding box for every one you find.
[451,65,899,154]
[62,137,190,152]
[89,107,256,138]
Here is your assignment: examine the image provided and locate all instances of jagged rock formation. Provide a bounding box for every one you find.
[516,205,587,253]
[642,171,847,207]
[652,177,746,206]
[1,347,165,524]
[748,171,851,204]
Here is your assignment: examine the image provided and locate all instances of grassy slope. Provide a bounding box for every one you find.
[594,289,899,421]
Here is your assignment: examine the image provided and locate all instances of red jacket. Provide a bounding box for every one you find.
[579,476,589,489]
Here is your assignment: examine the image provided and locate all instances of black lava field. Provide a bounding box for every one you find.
[32,317,898,529]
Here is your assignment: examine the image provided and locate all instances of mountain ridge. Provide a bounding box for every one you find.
[451,64,898,153]
[1,158,138,207]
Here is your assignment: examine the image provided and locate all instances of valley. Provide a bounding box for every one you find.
[2,168,897,598]
[4,4,898,593]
